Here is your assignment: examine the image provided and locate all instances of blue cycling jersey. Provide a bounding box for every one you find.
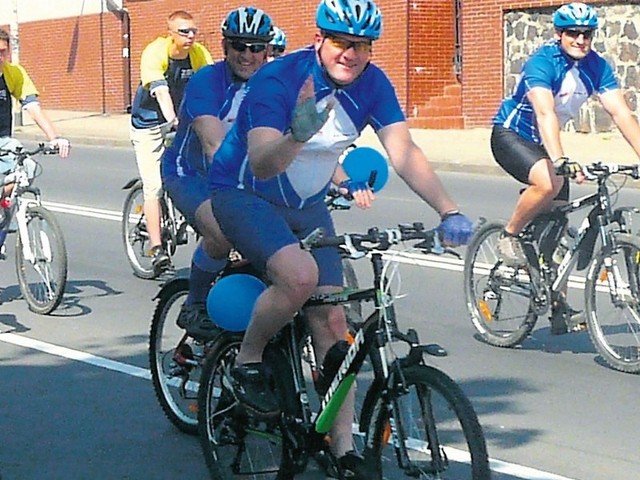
[493,41,618,144]
[208,46,405,208]
[162,62,247,178]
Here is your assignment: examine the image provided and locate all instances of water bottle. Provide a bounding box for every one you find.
[552,227,577,264]
[314,340,350,396]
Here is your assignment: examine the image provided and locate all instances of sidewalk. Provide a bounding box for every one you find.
[13,109,640,176]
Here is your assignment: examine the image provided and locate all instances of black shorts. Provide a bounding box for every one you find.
[490,124,569,201]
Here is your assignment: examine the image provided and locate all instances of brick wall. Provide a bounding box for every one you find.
[11,13,124,112]
[461,0,621,128]
[4,0,462,125]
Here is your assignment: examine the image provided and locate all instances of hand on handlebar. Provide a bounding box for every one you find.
[338,179,375,209]
[553,156,585,183]
[49,137,70,158]
[437,212,473,247]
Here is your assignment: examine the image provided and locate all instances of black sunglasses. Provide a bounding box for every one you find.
[229,40,267,53]
[272,46,286,54]
[563,28,594,39]
[176,27,199,36]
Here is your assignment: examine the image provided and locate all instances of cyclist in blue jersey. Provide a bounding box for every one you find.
[208,0,472,475]
[492,2,640,333]
[268,26,287,61]
[161,7,274,339]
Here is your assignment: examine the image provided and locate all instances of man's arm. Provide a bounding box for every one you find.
[193,115,226,161]
[377,121,458,217]
[599,89,640,158]
[152,85,178,126]
[248,127,304,179]
[527,86,564,161]
[23,102,70,157]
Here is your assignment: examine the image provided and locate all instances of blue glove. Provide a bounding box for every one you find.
[437,211,473,246]
[339,179,371,198]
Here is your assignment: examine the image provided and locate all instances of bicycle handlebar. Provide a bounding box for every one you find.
[301,223,447,256]
[582,162,640,180]
[0,143,60,159]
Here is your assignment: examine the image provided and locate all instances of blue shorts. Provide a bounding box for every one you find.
[162,173,209,228]
[210,188,343,287]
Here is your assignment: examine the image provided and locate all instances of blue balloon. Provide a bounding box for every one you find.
[206,274,267,332]
[341,146,389,193]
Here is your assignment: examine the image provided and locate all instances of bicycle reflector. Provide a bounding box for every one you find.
[206,274,267,332]
[341,146,389,193]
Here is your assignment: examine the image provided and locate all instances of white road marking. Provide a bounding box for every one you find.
[11,202,581,479]
[0,329,578,480]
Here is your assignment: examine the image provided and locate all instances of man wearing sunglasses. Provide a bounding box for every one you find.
[268,26,287,61]
[161,7,275,338]
[130,10,212,275]
[492,2,640,333]
[206,0,472,476]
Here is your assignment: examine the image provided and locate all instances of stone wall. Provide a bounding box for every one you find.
[503,3,640,133]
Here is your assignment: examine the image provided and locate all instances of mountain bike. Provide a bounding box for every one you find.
[0,143,68,314]
[121,178,193,279]
[198,223,490,479]
[464,162,640,366]
[148,194,362,435]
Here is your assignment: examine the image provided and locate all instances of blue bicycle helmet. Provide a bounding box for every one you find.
[316,0,383,40]
[221,7,274,42]
[553,3,598,29]
[269,26,287,48]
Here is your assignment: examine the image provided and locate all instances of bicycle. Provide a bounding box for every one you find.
[148,193,363,435]
[464,162,640,367]
[0,143,68,314]
[121,177,193,279]
[197,223,490,479]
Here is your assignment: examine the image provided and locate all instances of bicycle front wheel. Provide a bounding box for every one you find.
[585,233,640,373]
[15,205,67,314]
[122,183,156,279]
[365,365,490,479]
[464,220,537,347]
[198,334,287,480]
[149,279,204,434]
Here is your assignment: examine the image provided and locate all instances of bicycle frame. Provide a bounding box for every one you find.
[522,167,633,313]
[277,241,438,468]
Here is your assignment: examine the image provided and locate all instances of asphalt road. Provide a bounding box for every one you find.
[1,144,640,479]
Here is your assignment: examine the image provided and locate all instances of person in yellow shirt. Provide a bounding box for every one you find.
[0,28,70,172]
[129,10,213,275]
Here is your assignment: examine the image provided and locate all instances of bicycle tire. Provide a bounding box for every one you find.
[149,278,206,434]
[464,220,537,347]
[585,233,640,374]
[122,182,157,279]
[15,205,67,315]
[364,365,490,479]
[198,333,290,480]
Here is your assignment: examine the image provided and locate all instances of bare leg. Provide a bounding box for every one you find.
[144,198,162,248]
[505,158,564,235]
[235,244,318,365]
[307,299,355,458]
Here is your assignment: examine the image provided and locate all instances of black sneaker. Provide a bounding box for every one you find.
[550,299,586,335]
[150,245,171,275]
[337,451,370,479]
[225,363,280,418]
[176,302,222,340]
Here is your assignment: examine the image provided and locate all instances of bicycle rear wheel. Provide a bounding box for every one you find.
[464,220,537,347]
[15,205,67,314]
[365,365,490,479]
[198,335,288,479]
[585,233,640,373]
[122,183,156,279]
[149,278,204,434]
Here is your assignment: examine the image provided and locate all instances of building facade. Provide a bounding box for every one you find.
[2,0,638,131]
